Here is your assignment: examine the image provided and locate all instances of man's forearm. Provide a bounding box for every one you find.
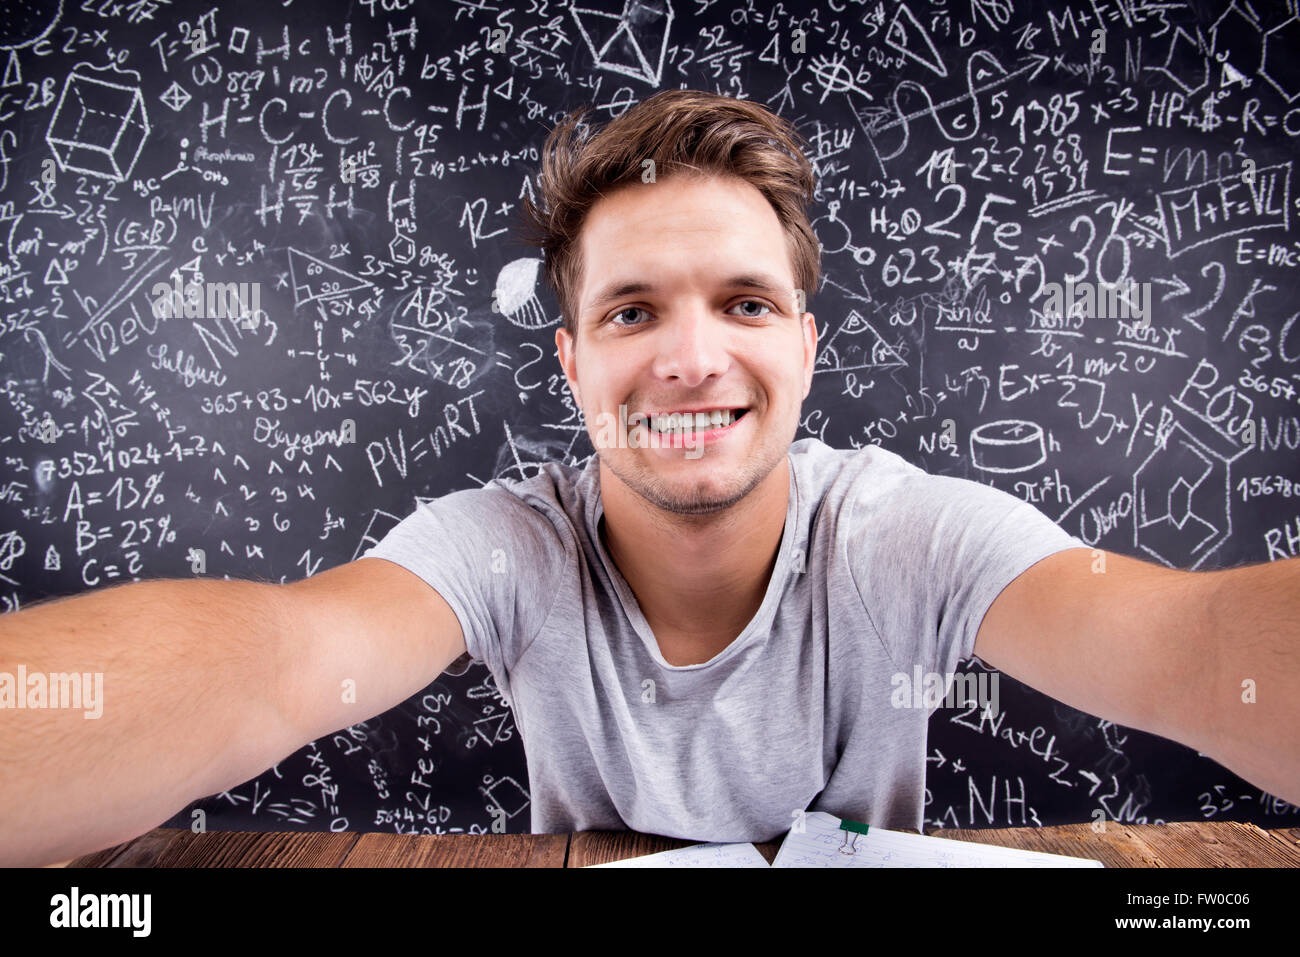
[1203,555,1300,808]
[0,578,297,866]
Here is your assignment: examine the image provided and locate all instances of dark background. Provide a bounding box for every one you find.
[1,0,1298,835]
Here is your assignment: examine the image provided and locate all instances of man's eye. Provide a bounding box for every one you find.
[610,306,649,326]
[729,299,772,318]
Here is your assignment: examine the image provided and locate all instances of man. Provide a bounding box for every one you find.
[1,90,1296,867]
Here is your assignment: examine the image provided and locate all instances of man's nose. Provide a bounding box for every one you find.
[651,305,732,386]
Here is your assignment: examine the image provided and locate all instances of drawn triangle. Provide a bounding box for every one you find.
[838,310,907,368]
[2,50,20,88]
[287,247,373,307]
[885,4,948,78]
[1220,60,1248,87]
[43,259,68,284]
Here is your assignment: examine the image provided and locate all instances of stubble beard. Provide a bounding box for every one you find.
[597,435,780,521]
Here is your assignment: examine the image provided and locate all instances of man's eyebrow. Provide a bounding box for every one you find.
[584,274,793,316]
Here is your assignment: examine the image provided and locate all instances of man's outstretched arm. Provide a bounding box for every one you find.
[0,578,303,866]
[975,549,1300,808]
[0,559,467,866]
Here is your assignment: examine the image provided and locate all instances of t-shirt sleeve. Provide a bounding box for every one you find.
[359,485,570,696]
[847,464,1089,678]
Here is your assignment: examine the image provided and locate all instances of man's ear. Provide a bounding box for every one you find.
[555,326,581,407]
[801,311,817,400]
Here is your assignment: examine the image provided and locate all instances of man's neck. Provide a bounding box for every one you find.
[597,456,791,648]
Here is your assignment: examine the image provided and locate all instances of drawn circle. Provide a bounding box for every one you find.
[1,0,62,50]
[970,419,1046,473]
[493,257,552,328]
[811,215,851,255]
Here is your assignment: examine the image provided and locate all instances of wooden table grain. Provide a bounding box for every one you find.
[50,821,1300,868]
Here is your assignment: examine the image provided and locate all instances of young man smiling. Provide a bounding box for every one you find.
[559,168,814,668]
[2,91,1298,867]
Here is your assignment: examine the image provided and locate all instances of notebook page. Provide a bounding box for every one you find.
[584,842,770,867]
[772,812,1103,868]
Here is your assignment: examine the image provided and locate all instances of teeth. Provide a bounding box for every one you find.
[645,409,736,433]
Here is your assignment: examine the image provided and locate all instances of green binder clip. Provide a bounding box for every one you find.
[838,817,869,854]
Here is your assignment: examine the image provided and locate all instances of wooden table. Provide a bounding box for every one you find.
[54,821,1300,867]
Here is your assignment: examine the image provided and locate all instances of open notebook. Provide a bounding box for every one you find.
[586,811,1104,867]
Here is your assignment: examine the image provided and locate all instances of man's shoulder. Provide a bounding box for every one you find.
[798,438,1068,566]
[789,437,923,502]
[792,438,1023,541]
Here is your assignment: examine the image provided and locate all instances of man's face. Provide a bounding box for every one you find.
[555,173,817,516]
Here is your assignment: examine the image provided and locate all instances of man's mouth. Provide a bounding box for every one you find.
[629,408,749,435]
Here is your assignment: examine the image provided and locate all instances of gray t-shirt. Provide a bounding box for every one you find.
[362,437,1087,841]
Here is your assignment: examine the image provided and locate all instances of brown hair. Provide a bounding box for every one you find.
[516,89,821,340]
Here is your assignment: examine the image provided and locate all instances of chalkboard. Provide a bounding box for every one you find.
[2,0,1297,837]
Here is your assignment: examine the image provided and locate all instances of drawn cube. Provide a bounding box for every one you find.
[46,72,150,182]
